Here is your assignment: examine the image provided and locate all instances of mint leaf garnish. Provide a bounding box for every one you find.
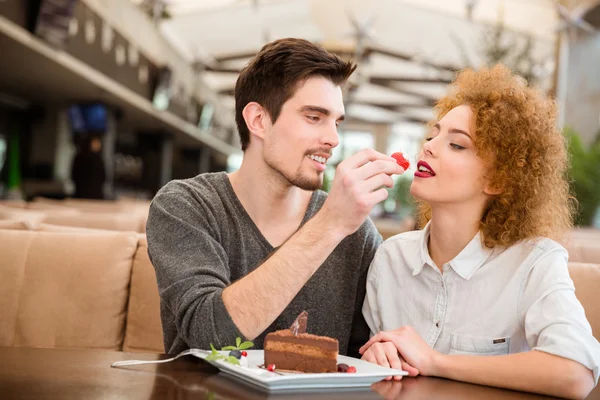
[236,337,242,347]
[221,346,237,351]
[226,356,241,365]
[206,353,225,361]
[238,341,254,350]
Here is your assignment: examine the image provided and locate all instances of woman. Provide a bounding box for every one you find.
[360,65,599,399]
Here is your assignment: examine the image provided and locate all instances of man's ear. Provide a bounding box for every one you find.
[242,102,271,141]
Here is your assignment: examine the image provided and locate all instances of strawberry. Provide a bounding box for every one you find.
[391,152,410,170]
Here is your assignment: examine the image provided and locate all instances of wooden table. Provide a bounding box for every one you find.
[0,347,597,399]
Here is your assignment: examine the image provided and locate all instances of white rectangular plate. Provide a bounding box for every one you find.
[189,349,407,392]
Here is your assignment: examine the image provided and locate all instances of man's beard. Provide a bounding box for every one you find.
[265,156,323,191]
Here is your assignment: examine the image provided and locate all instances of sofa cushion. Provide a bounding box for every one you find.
[563,238,600,265]
[0,220,35,230]
[0,231,30,347]
[0,204,46,224]
[0,229,138,350]
[43,210,141,232]
[122,236,164,353]
[569,262,600,341]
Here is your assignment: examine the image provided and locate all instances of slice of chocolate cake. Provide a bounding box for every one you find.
[263,311,339,373]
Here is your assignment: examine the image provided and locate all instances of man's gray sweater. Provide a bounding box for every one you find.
[146,172,381,357]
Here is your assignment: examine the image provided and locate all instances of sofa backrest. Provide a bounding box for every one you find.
[0,202,143,232]
[0,228,139,350]
[561,229,600,265]
[122,236,164,353]
[569,262,600,341]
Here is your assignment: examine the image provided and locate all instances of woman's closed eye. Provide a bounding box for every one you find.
[450,143,466,150]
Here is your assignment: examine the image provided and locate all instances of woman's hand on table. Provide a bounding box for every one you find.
[359,326,442,377]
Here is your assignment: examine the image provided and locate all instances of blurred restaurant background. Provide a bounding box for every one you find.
[0,0,599,234]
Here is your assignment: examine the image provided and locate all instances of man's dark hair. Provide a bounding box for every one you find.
[234,38,356,151]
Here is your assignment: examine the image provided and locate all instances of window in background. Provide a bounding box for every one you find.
[198,103,214,131]
[152,68,173,111]
[383,123,427,217]
[0,134,6,177]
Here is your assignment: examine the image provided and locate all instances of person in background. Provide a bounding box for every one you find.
[71,135,105,199]
[360,64,600,399]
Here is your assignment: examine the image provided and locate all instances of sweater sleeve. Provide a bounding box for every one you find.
[146,185,244,351]
[347,217,382,358]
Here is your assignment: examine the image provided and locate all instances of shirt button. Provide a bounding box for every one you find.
[436,322,440,328]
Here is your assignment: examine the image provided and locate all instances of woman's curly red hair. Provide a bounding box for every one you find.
[417,64,575,248]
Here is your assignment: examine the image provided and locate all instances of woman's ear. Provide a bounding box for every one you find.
[484,181,503,196]
[242,102,271,141]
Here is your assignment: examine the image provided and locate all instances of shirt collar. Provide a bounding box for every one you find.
[414,221,494,280]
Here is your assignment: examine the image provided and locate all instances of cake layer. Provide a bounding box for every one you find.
[264,340,338,359]
[264,330,338,351]
[265,350,337,373]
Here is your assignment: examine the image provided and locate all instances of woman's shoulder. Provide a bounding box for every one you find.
[518,236,568,258]
[382,228,424,248]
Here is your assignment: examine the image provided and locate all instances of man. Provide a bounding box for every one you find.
[71,136,105,199]
[146,38,405,357]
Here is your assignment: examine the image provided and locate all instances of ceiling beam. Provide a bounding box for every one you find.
[205,65,242,74]
[368,75,452,84]
[218,88,235,96]
[213,51,257,63]
[366,45,460,73]
[351,100,431,112]
[369,78,439,106]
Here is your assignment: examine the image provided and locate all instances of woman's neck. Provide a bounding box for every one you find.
[428,205,483,271]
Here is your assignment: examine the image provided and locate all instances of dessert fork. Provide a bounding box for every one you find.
[111,348,208,368]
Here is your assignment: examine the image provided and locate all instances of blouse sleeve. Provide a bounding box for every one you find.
[520,248,600,385]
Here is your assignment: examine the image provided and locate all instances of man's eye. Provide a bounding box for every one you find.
[307,115,320,122]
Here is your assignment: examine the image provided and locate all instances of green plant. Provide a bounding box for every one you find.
[391,176,416,219]
[565,127,600,226]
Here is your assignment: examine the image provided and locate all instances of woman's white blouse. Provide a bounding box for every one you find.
[362,223,600,384]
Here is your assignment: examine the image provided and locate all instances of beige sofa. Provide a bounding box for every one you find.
[0,199,148,233]
[0,221,163,353]
[1,216,598,355]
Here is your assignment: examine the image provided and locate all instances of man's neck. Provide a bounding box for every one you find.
[428,203,483,271]
[228,158,313,244]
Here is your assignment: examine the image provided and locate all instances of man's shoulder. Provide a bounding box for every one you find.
[155,172,228,202]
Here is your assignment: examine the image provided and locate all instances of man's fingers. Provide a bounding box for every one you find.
[361,174,394,194]
[354,159,405,181]
[341,149,396,170]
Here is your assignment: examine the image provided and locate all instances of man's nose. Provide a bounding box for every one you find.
[321,122,339,149]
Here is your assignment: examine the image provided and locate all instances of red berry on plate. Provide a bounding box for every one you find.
[337,363,349,372]
[391,152,410,170]
[347,366,357,373]
[241,351,248,357]
[267,364,276,372]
